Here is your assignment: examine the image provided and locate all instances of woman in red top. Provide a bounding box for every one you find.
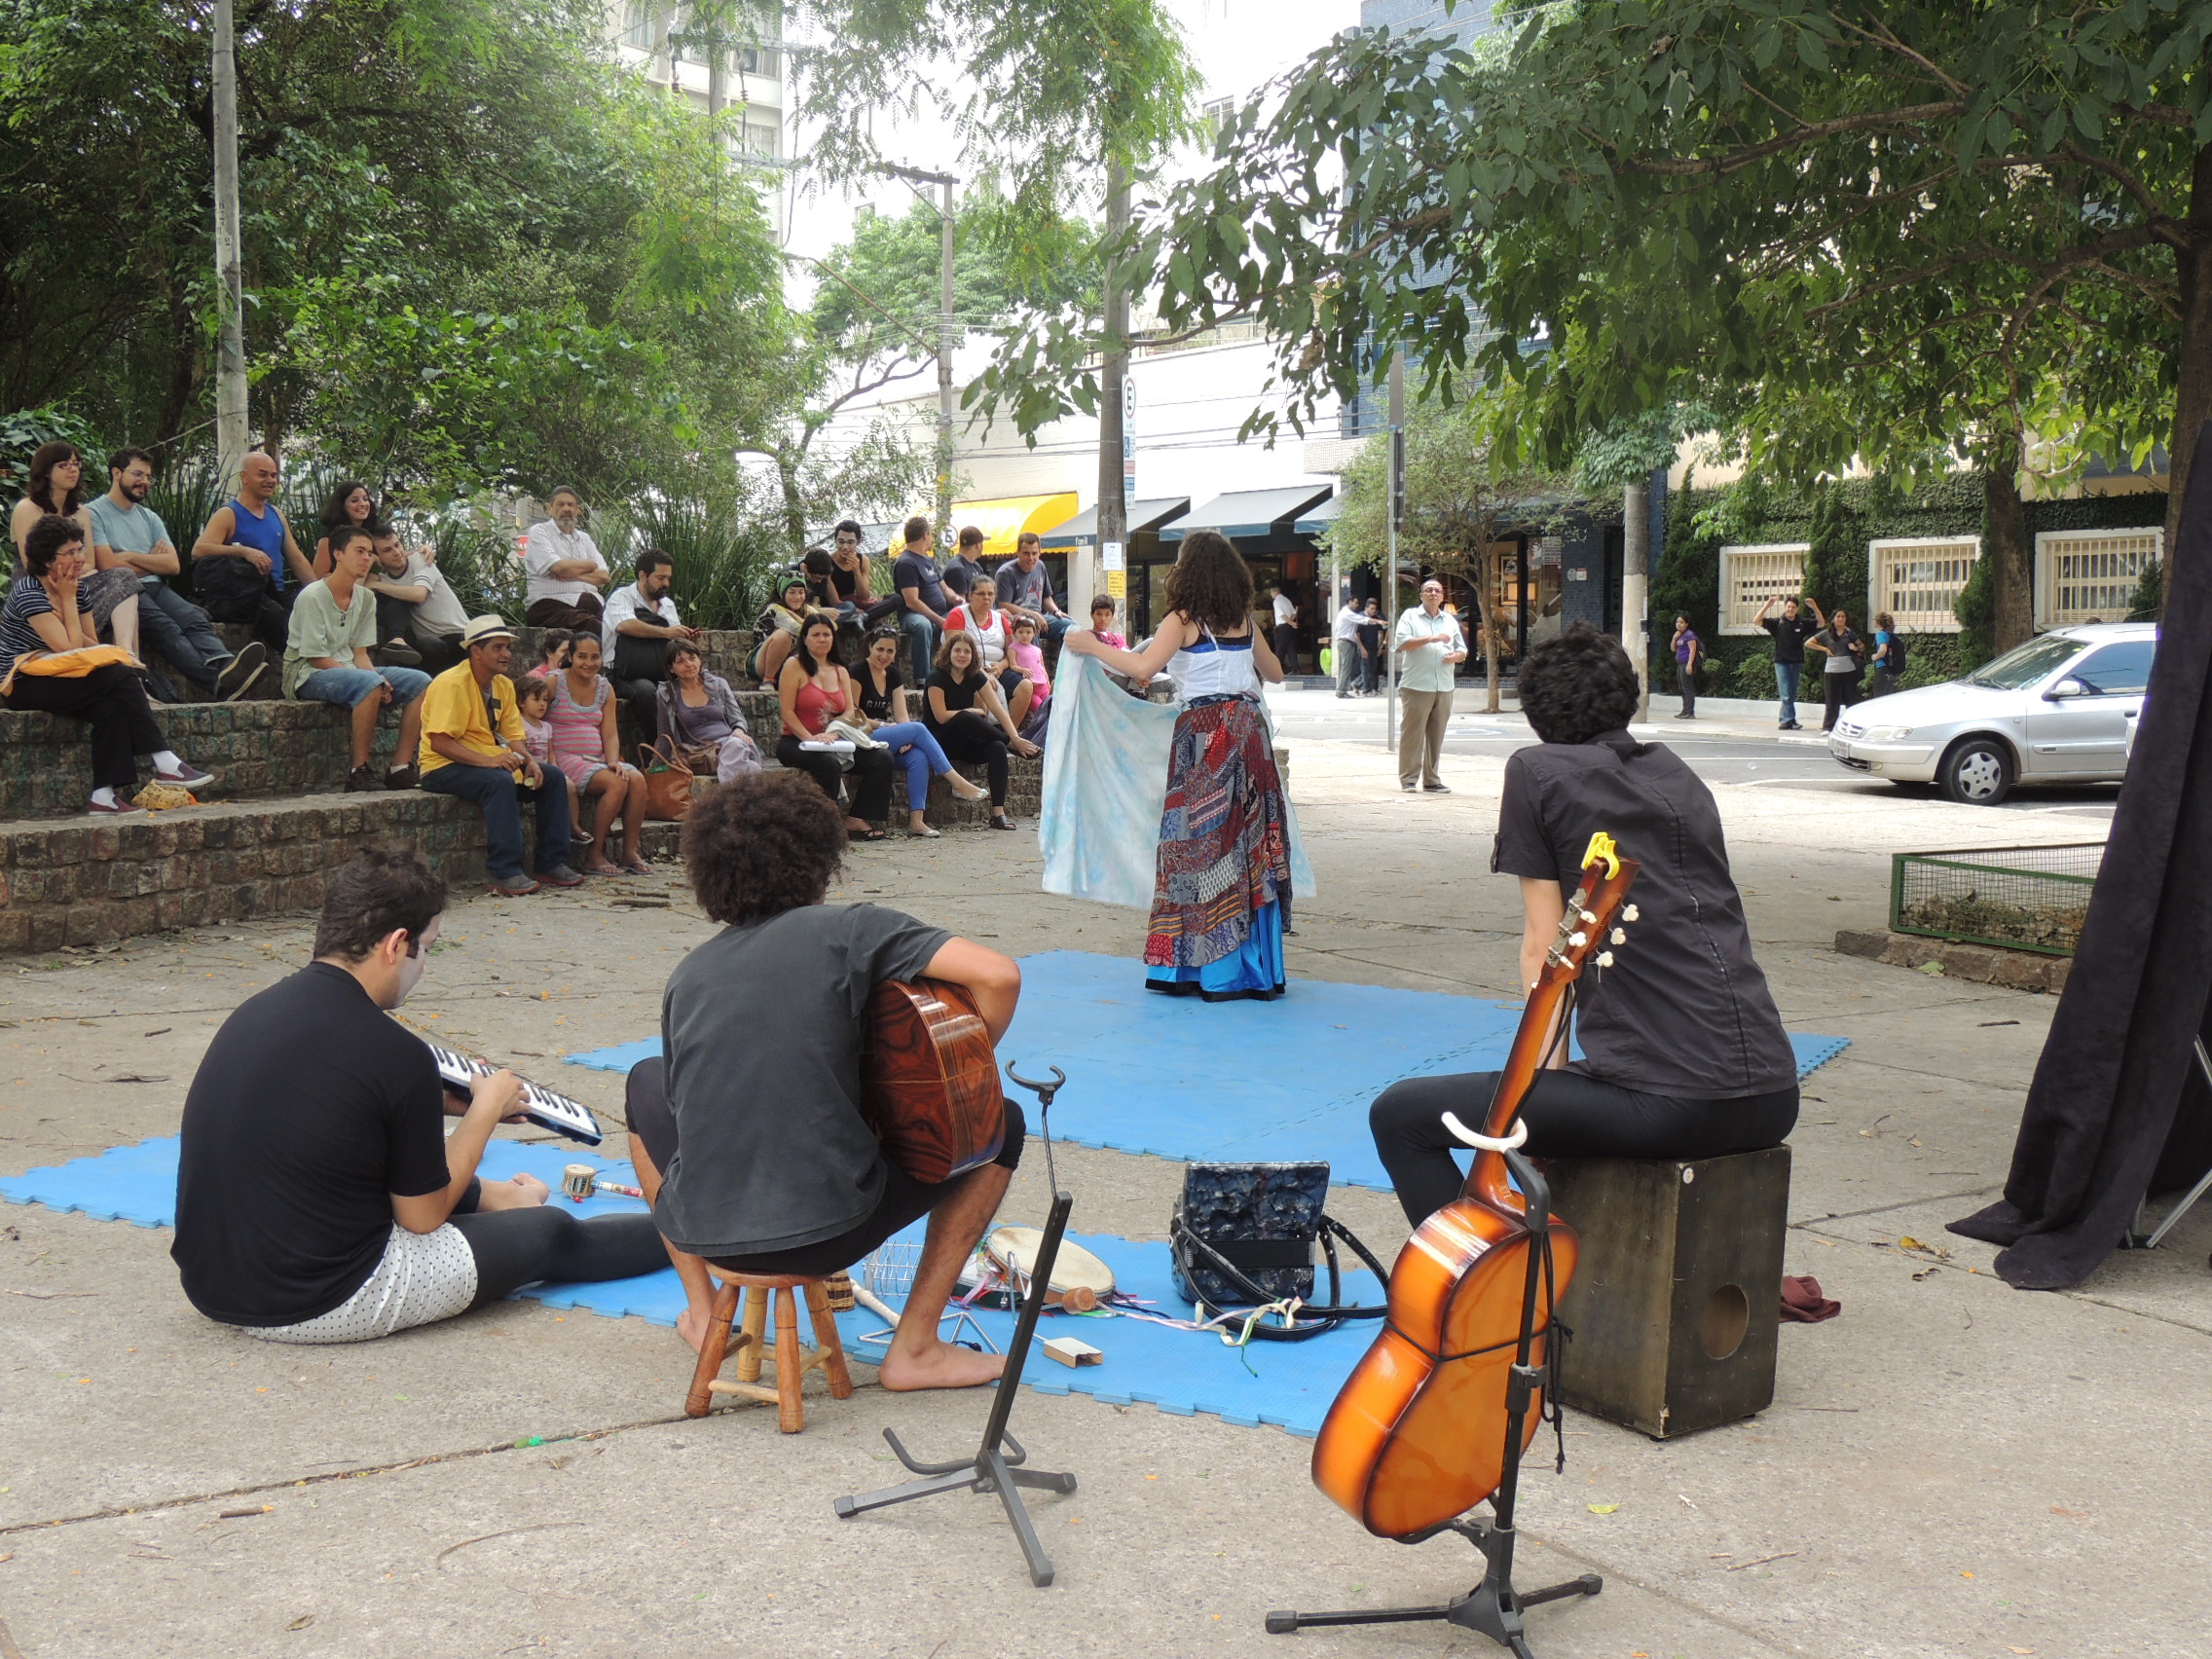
[775,609,894,840]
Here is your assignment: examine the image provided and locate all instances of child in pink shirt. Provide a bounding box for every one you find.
[1010,614,1051,708]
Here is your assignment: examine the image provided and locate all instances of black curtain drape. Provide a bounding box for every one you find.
[1950,421,2212,1289]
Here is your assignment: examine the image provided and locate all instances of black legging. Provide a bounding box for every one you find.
[446,1204,667,1309]
[2,663,167,792]
[776,733,895,822]
[1822,670,1861,731]
[1369,1069,1800,1227]
[928,713,1011,806]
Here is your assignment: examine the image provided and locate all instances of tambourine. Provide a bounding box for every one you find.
[977,1224,1115,1312]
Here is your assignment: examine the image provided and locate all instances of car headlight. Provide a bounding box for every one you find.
[1862,724,1916,741]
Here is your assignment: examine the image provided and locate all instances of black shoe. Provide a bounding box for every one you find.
[374,638,423,667]
[384,765,420,791]
[1422,782,1453,793]
[213,643,268,702]
[346,763,384,793]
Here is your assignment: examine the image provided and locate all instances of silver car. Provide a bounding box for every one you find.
[1827,622,2155,805]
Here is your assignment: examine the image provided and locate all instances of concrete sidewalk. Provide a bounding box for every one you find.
[0,739,2202,1658]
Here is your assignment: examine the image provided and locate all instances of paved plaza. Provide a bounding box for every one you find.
[1,699,2202,1659]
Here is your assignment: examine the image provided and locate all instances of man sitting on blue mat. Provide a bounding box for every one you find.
[170,847,667,1343]
[623,769,1026,1391]
[1369,623,1799,1225]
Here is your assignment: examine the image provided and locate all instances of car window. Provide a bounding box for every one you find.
[2068,640,2156,696]
[1968,633,2085,689]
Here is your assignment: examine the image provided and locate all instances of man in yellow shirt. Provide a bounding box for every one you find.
[418,616,583,896]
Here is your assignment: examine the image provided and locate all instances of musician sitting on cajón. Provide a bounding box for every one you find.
[1369,623,1799,1226]
[171,847,668,1343]
[624,769,1025,1390]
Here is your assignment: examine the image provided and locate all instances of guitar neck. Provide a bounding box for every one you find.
[1461,973,1574,1210]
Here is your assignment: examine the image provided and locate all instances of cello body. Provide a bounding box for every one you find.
[1311,836,1640,1540]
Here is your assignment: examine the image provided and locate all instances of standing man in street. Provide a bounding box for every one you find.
[1332,590,1366,699]
[1357,598,1385,694]
[1754,594,1821,731]
[90,449,265,702]
[994,532,1071,644]
[1670,613,1702,719]
[893,515,951,685]
[521,488,609,632]
[602,548,698,751]
[416,616,582,897]
[1393,577,1467,793]
[191,450,316,656]
[1271,583,1300,675]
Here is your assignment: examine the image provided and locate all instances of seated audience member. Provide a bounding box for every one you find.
[1009,613,1051,709]
[1368,623,1798,1227]
[852,626,988,838]
[924,630,1035,831]
[311,479,384,577]
[515,675,557,773]
[1088,594,1126,649]
[801,546,840,611]
[1,514,216,813]
[830,520,900,629]
[601,547,697,750]
[12,440,143,666]
[655,638,761,781]
[283,526,431,793]
[191,451,316,655]
[892,517,950,684]
[943,574,1035,728]
[170,847,666,1344]
[90,448,266,701]
[520,487,609,631]
[525,628,572,682]
[994,533,1071,644]
[625,770,1025,1387]
[548,632,652,877]
[749,573,812,689]
[777,609,894,841]
[416,615,583,896]
[366,530,469,670]
[941,524,987,603]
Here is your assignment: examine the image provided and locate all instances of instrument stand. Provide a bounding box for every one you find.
[832,1067,1080,1588]
[1266,1151,1602,1654]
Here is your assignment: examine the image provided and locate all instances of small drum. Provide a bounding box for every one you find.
[982,1225,1116,1312]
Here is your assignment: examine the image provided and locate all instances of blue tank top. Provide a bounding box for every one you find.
[227,498,289,592]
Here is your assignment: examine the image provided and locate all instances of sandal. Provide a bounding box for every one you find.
[851,828,888,842]
[619,857,656,876]
[989,814,1017,831]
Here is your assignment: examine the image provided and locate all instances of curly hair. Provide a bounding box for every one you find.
[1162,529,1254,635]
[1518,622,1640,746]
[20,513,84,575]
[683,771,845,925]
[313,844,448,962]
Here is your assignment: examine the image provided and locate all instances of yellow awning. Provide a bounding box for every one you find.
[948,493,1080,560]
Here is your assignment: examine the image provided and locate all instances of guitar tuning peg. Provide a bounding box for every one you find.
[1622,904,1640,922]
[1610,928,1626,944]
[1578,909,1597,924]
[1596,951,1614,969]
[1568,931,1588,948]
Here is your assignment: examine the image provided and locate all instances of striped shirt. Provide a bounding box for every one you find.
[2,576,57,663]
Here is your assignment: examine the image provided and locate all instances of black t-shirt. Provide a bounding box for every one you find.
[941,554,984,600]
[1493,734,1796,1100]
[830,563,860,602]
[1760,614,1820,664]
[856,662,902,722]
[892,549,947,615]
[658,903,951,1255]
[171,964,451,1325]
[924,667,989,730]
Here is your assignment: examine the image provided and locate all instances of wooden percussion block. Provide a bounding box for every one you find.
[1544,1145,1790,1440]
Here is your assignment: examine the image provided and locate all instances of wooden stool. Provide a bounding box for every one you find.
[683,1272,855,1434]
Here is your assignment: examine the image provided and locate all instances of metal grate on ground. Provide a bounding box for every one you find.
[1891,843,2105,957]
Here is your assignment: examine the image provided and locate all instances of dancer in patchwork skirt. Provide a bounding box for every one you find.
[1060,530,1294,1000]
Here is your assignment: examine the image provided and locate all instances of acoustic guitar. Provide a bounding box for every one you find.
[861,977,1007,1184]
[1310,833,1641,1540]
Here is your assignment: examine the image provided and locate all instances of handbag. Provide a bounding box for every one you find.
[640,734,696,821]
[1167,1161,1390,1342]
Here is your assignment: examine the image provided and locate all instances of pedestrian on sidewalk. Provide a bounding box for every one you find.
[1392,577,1468,793]
[1332,593,1365,698]
[1807,604,1864,732]
[1866,611,1906,698]
[1357,599,1384,693]
[1670,613,1702,719]
[1753,594,1820,730]
[1270,583,1300,676]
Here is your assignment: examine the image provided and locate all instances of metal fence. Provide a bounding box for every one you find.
[1890,843,2105,957]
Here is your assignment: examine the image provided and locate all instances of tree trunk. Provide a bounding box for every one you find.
[1983,435,2033,651]
[2165,140,2212,585]
[1475,550,1501,714]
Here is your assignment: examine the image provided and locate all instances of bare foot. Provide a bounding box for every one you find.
[878,1338,1009,1391]
[676,1305,713,1356]
[584,859,623,876]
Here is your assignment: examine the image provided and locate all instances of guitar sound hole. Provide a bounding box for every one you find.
[1700,1283,1750,1360]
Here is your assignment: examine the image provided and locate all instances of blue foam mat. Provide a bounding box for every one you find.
[565,951,1851,1190]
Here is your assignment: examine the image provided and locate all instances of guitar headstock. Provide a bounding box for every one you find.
[1540,832,1641,984]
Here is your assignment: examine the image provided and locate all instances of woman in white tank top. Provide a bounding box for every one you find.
[1060,531,1295,1001]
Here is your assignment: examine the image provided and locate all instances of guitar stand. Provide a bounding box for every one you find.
[831,1065,1080,1587]
[1265,1150,1603,1654]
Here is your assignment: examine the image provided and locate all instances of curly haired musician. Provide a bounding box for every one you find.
[624,770,1026,1390]
[1368,623,1799,1227]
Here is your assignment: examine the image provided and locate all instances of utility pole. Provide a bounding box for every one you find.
[210,0,249,489]
[1623,473,1651,721]
[1096,158,1131,624]
[872,163,960,535]
[1383,351,1404,750]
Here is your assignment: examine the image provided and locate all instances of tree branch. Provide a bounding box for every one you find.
[1587,101,1968,178]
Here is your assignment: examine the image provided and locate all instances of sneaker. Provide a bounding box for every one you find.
[213,644,268,702]
[487,872,539,897]
[152,761,217,791]
[536,865,586,888]
[384,765,420,791]
[1422,782,1453,793]
[1401,782,1418,793]
[346,763,384,793]
[374,638,423,667]
[87,795,145,816]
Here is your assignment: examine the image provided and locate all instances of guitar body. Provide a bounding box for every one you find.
[1312,1196,1578,1538]
[861,977,1006,1184]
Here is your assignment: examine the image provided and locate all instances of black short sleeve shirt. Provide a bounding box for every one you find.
[893,551,948,614]
[658,903,953,1256]
[171,964,451,1325]
[1493,735,1796,1099]
[1760,615,1821,664]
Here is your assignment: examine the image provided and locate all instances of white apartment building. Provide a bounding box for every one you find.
[602,3,786,164]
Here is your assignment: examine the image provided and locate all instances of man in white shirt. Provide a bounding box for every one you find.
[89,448,266,701]
[602,549,698,749]
[366,530,469,669]
[520,488,609,631]
[1392,578,1468,793]
[1331,594,1366,699]
[1270,584,1299,675]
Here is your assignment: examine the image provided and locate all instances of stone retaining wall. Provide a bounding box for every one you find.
[1833,928,2072,993]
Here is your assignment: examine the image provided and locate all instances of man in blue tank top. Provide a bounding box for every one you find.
[190,451,316,653]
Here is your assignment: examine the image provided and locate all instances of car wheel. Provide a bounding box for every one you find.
[1939,736,2014,805]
